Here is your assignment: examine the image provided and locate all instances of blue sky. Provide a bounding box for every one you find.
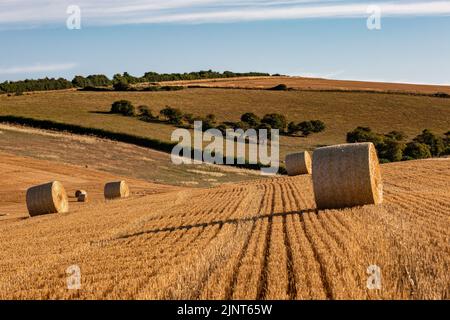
[0,0,449,84]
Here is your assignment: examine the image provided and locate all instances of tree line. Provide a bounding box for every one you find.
[0,77,73,94]
[0,70,271,94]
[109,100,326,138]
[347,127,450,162]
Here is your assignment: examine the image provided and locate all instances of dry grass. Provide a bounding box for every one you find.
[159,76,450,94]
[0,152,448,299]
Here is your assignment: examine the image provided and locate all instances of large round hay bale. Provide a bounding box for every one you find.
[104,181,129,200]
[312,142,383,210]
[75,189,86,198]
[285,151,312,176]
[26,181,69,217]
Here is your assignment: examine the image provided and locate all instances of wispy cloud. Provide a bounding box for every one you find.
[0,63,77,75]
[0,1,449,27]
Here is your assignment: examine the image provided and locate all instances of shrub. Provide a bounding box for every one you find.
[113,80,130,91]
[241,113,261,127]
[298,121,315,137]
[287,122,300,135]
[403,142,432,160]
[346,127,384,147]
[442,146,450,156]
[111,100,135,116]
[378,138,406,162]
[413,129,445,156]
[160,106,183,125]
[444,131,450,148]
[310,120,326,133]
[182,113,195,125]
[269,84,288,91]
[432,92,450,98]
[137,105,154,121]
[385,130,406,141]
[261,113,287,131]
[205,114,217,124]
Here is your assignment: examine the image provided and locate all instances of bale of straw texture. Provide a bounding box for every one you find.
[75,190,86,198]
[285,151,312,176]
[104,181,130,199]
[312,142,383,210]
[77,193,88,202]
[26,181,69,217]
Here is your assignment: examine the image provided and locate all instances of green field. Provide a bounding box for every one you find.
[1,88,449,159]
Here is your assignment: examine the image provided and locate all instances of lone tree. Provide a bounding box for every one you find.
[110,100,135,116]
[241,112,261,127]
[137,105,154,121]
[261,113,287,132]
[160,106,183,125]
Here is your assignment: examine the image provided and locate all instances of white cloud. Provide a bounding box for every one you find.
[0,63,77,75]
[0,1,449,26]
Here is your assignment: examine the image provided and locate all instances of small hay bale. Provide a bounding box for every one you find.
[75,189,86,198]
[285,151,312,176]
[26,181,69,217]
[312,142,383,210]
[77,193,88,202]
[104,181,130,200]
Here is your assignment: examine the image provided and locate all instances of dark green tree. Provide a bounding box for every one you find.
[413,129,445,156]
[261,113,287,131]
[111,100,135,116]
[160,106,183,125]
[403,142,432,160]
[240,112,261,127]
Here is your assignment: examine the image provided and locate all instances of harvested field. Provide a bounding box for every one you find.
[0,153,448,299]
[158,76,450,94]
[0,124,262,187]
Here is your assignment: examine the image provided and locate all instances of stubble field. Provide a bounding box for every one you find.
[0,151,448,299]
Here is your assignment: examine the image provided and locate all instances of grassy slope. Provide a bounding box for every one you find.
[1,88,449,158]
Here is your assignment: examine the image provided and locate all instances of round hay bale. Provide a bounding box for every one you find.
[77,193,88,202]
[75,189,86,198]
[312,142,383,210]
[285,151,312,176]
[104,181,130,200]
[26,181,69,217]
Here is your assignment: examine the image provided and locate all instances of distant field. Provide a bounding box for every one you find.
[159,76,450,94]
[1,87,449,159]
[0,125,261,189]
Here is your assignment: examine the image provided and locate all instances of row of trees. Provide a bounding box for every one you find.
[72,75,111,88]
[109,100,325,138]
[74,70,271,90]
[0,77,73,94]
[347,127,450,162]
[0,70,270,94]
